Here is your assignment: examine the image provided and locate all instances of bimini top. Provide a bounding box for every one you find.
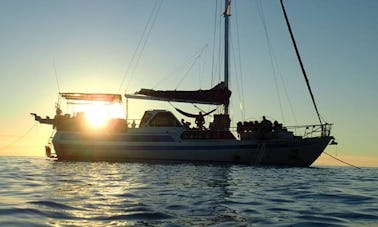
[59,93,122,103]
[125,82,231,105]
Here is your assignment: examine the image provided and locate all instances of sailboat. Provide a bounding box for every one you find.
[31,0,336,166]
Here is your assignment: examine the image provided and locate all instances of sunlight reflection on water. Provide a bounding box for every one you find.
[0,157,377,226]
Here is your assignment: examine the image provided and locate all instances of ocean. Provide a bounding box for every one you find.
[0,156,377,226]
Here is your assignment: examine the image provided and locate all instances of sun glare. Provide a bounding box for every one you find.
[74,102,125,129]
[86,110,108,128]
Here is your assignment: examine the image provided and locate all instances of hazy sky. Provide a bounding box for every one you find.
[0,0,377,167]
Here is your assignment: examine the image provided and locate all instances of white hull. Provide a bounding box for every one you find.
[52,128,332,167]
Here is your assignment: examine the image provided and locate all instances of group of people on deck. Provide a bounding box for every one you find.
[236,116,283,135]
[183,113,284,135]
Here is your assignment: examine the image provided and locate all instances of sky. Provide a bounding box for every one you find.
[0,0,377,167]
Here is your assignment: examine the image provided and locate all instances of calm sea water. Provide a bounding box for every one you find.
[0,157,377,226]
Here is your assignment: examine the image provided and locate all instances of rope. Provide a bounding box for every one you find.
[256,0,285,123]
[152,45,207,89]
[174,45,209,90]
[53,59,61,93]
[217,1,223,83]
[0,122,37,151]
[193,104,207,113]
[175,56,200,89]
[233,1,246,121]
[323,152,361,169]
[279,0,323,126]
[119,0,163,93]
[210,0,219,87]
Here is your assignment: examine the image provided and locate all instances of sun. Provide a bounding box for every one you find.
[75,102,125,129]
[85,108,108,128]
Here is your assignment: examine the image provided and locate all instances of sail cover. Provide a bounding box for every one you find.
[131,82,231,105]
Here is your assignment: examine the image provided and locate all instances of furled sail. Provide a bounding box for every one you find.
[129,82,231,105]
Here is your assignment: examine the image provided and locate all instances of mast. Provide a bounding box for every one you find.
[223,0,231,115]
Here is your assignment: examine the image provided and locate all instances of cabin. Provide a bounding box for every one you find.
[139,110,182,128]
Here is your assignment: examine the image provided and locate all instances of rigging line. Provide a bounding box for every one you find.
[217,0,223,83]
[128,0,163,91]
[197,47,208,89]
[210,0,219,87]
[323,152,361,169]
[125,0,163,92]
[230,31,244,121]
[53,59,61,93]
[256,0,285,123]
[167,101,174,108]
[273,51,299,124]
[121,0,160,92]
[174,45,208,89]
[119,0,163,93]
[279,69,298,125]
[152,44,208,89]
[233,0,245,121]
[152,63,187,89]
[193,104,205,113]
[279,0,323,126]
[175,54,201,89]
[0,122,37,151]
[254,0,297,125]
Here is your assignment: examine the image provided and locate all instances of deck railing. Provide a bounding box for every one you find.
[127,118,333,139]
[126,119,141,128]
[286,123,333,138]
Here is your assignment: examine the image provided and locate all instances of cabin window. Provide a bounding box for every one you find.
[148,112,180,127]
[140,112,153,127]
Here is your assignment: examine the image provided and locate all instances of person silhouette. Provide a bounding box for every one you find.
[195,112,205,129]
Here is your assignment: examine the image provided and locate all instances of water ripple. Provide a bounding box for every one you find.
[0,157,377,226]
[29,200,81,210]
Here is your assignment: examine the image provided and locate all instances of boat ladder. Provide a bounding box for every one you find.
[255,143,266,165]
